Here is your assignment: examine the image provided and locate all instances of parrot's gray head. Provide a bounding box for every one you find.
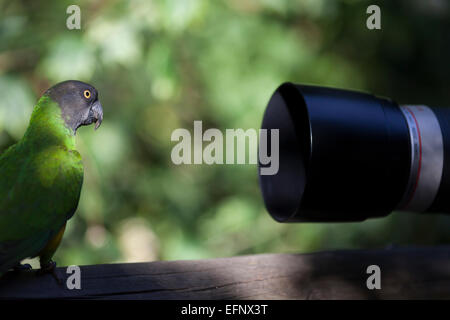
[45,80,103,134]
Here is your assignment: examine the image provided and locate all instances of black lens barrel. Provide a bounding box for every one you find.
[259,82,449,222]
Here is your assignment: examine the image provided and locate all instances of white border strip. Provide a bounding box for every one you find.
[398,105,444,212]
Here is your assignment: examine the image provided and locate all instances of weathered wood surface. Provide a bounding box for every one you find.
[0,246,449,299]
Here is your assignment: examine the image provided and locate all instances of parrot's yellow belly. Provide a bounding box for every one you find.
[38,223,66,263]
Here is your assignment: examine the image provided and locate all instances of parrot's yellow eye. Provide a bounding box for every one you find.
[83,90,91,99]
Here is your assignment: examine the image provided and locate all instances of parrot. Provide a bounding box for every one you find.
[0,80,103,280]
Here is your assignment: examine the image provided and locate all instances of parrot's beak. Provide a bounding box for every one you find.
[92,100,103,130]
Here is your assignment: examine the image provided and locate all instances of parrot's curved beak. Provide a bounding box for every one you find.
[91,100,103,130]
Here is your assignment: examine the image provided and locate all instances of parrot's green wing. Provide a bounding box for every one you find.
[0,141,83,274]
[0,80,103,276]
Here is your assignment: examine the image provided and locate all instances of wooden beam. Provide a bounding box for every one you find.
[0,246,449,299]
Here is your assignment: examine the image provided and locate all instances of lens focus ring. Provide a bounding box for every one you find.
[398,105,444,212]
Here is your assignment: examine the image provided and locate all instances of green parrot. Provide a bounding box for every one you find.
[0,80,103,277]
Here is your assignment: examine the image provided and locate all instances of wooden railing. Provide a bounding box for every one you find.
[0,246,449,299]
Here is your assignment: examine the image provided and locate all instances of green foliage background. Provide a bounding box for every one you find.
[1,0,450,266]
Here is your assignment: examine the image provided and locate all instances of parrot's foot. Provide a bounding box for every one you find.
[13,263,32,272]
[37,260,62,285]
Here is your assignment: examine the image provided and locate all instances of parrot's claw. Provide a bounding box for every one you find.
[37,260,62,285]
[13,263,32,272]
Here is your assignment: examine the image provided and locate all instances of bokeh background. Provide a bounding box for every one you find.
[1,0,450,266]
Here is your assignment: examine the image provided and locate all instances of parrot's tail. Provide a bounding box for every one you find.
[0,235,49,276]
[0,240,28,275]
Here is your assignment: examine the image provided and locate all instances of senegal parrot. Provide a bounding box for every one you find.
[0,80,103,278]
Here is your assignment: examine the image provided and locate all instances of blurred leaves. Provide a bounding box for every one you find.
[39,35,96,81]
[0,75,34,139]
[1,0,450,266]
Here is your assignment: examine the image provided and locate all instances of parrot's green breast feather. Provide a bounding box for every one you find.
[0,95,84,273]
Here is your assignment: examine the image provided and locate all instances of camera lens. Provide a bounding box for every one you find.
[258,82,448,222]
